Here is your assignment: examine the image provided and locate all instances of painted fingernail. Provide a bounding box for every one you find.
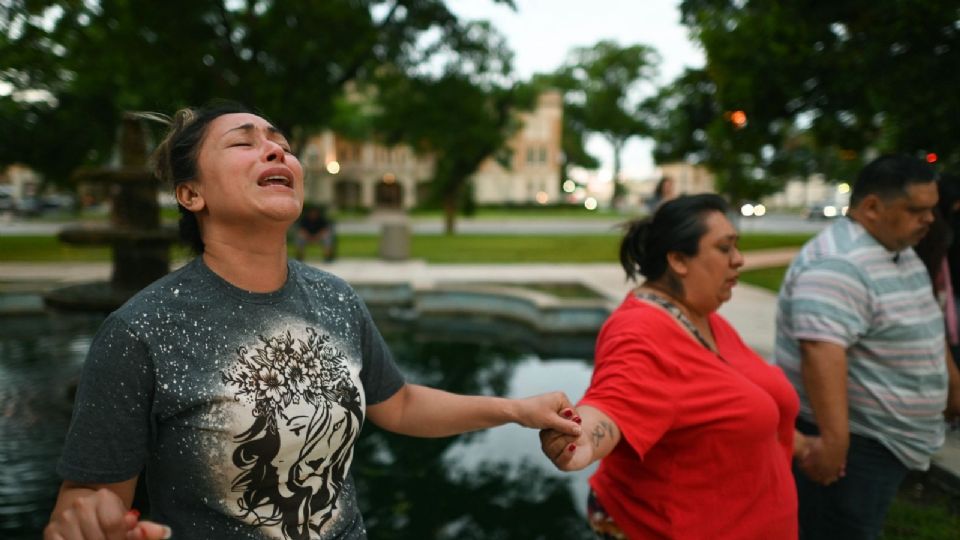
[126,508,141,519]
[573,416,582,424]
[567,444,576,452]
[562,409,573,418]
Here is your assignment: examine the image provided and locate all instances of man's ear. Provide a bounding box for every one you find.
[857,194,883,223]
[175,182,205,212]
[666,251,689,277]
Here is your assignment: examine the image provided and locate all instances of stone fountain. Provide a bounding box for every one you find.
[44,113,177,312]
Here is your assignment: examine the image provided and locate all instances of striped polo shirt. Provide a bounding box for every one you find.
[775,217,947,470]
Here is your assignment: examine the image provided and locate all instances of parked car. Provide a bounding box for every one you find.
[14,196,42,217]
[806,202,847,220]
[0,187,14,212]
[40,194,76,211]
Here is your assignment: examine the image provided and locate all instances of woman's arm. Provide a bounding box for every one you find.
[46,478,171,540]
[365,383,582,438]
[539,405,621,471]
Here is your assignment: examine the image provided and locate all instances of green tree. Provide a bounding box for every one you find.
[557,41,659,206]
[0,0,511,185]
[646,68,786,206]
[373,21,525,234]
[679,0,960,173]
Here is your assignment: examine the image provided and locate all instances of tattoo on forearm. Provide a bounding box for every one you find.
[591,420,614,448]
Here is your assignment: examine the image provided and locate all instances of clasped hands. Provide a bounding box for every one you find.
[538,406,598,472]
[794,433,847,486]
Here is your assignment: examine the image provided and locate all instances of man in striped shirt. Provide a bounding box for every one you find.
[775,155,960,540]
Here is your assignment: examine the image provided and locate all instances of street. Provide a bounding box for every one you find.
[0,211,834,237]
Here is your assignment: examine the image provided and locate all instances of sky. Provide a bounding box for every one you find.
[448,0,705,182]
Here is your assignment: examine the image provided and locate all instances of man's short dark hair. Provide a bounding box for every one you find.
[850,154,938,207]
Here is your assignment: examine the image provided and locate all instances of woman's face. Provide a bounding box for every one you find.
[675,211,744,312]
[273,402,357,499]
[193,113,304,228]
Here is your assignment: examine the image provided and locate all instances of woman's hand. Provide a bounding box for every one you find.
[45,483,171,540]
[510,392,582,436]
[539,405,621,472]
[540,419,593,471]
[797,436,847,486]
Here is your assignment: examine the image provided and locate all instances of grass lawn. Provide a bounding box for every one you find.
[738,265,788,293]
[0,232,814,264]
[885,488,960,540]
[405,206,627,220]
[31,206,630,222]
[0,235,114,262]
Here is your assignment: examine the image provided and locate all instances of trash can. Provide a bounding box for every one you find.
[379,222,410,261]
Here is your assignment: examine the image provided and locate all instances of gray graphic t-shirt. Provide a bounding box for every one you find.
[58,259,405,539]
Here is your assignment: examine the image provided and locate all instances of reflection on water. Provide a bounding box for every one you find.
[0,314,103,537]
[0,309,597,538]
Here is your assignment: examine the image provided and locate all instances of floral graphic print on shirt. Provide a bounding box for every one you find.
[221,327,364,539]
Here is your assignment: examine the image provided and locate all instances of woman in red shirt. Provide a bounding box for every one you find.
[542,194,814,539]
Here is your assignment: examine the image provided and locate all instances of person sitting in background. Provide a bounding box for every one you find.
[540,194,811,539]
[295,204,336,262]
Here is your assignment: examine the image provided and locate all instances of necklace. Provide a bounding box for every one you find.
[634,290,728,363]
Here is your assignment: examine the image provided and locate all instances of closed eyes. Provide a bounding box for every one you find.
[227,140,292,153]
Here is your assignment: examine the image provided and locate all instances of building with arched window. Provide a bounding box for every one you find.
[300,91,563,210]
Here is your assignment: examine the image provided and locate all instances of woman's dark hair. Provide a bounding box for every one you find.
[913,205,949,282]
[915,173,960,284]
[148,101,257,253]
[938,174,960,288]
[620,193,730,282]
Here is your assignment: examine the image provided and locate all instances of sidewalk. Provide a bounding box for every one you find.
[0,252,791,355]
[0,248,957,489]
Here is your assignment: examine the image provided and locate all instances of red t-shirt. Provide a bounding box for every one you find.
[580,294,799,539]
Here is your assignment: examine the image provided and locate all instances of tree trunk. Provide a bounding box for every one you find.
[611,139,625,208]
[442,194,458,235]
[727,165,744,229]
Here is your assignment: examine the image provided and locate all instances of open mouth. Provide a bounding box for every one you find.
[258,174,293,188]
